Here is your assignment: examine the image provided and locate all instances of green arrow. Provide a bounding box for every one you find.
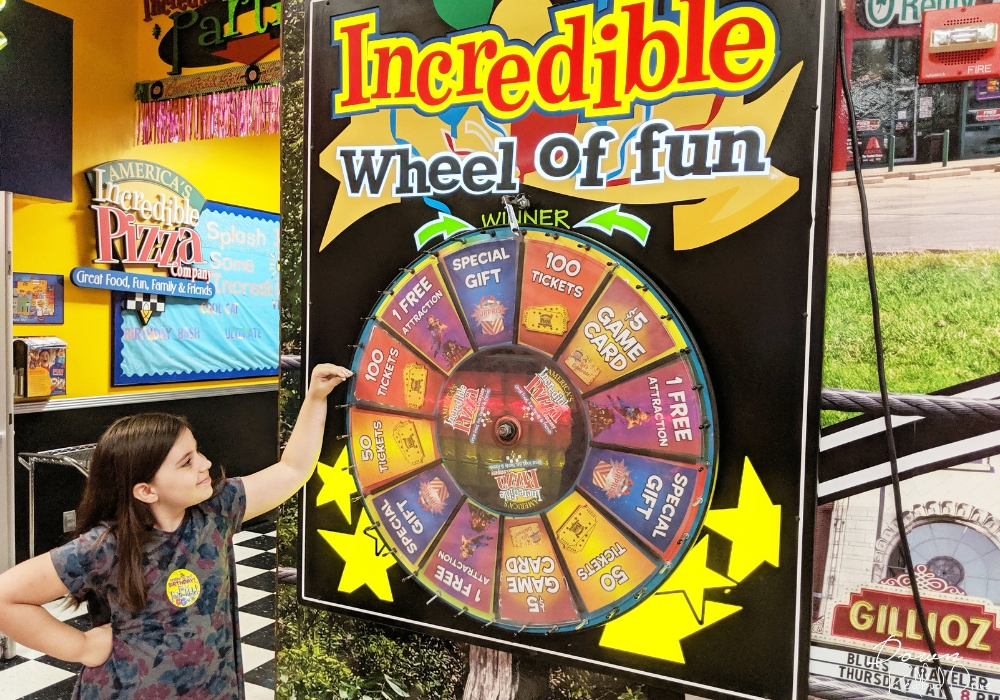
[575,205,651,246]
[413,213,475,249]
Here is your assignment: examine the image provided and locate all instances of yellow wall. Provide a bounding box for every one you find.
[13,0,280,400]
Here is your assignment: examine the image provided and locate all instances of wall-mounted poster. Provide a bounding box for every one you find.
[299,0,837,698]
[13,273,64,324]
[111,201,279,385]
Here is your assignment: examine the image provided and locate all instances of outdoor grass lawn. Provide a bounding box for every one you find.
[822,250,1000,427]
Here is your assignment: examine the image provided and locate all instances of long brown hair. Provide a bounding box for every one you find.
[74,413,193,613]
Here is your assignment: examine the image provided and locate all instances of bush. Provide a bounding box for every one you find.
[275,540,468,700]
[548,666,647,700]
[277,641,353,700]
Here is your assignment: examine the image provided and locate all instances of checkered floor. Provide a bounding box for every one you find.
[0,521,278,700]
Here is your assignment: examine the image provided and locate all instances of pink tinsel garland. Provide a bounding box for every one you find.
[136,85,280,145]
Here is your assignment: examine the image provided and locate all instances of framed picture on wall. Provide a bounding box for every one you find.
[110,201,280,385]
[13,273,64,325]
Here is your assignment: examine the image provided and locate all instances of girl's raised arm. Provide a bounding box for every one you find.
[0,553,111,666]
[242,363,353,520]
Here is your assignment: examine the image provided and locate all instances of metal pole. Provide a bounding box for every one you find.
[959,82,969,161]
[888,135,896,172]
[942,129,949,167]
[28,464,34,559]
[0,191,14,660]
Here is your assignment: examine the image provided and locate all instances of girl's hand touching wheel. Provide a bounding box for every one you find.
[307,363,353,400]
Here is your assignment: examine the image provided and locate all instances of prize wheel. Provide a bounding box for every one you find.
[345,226,717,633]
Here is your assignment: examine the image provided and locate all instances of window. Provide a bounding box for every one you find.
[887,521,1000,605]
[849,38,919,163]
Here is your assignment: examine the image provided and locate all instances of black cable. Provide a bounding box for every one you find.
[821,387,1000,421]
[838,9,954,700]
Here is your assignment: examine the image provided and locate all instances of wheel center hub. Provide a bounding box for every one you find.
[494,416,521,446]
[435,346,587,514]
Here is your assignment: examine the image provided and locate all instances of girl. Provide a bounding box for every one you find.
[0,363,352,699]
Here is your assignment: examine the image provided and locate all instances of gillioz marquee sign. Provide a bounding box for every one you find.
[831,579,999,662]
[812,566,1000,698]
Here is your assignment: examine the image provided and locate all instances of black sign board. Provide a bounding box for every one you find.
[300,1,836,697]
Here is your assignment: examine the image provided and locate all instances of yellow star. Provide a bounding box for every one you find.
[318,509,396,602]
[315,449,357,524]
[658,535,733,621]
[319,110,400,250]
[703,457,781,582]
[600,592,741,663]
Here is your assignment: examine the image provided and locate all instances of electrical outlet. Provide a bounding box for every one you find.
[62,510,76,533]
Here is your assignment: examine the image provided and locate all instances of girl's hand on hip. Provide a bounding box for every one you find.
[79,624,112,667]
[308,363,353,399]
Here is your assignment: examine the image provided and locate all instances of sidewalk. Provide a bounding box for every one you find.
[831,156,1000,187]
[829,157,1000,254]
